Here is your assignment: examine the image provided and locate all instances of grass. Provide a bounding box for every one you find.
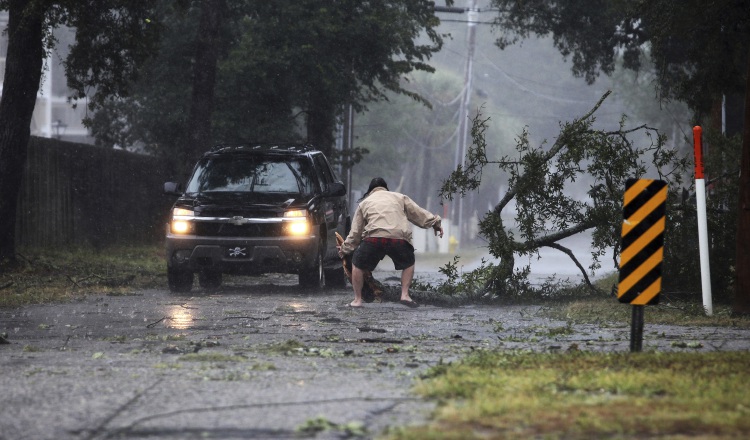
[0,244,166,307]
[177,353,246,363]
[535,272,750,328]
[386,350,750,440]
[386,270,750,439]
[541,296,750,328]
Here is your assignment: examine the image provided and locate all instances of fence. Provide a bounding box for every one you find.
[15,137,173,248]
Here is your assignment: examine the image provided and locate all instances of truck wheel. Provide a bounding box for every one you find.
[299,241,325,289]
[168,268,193,293]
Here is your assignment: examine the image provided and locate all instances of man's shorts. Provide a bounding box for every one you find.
[352,237,415,271]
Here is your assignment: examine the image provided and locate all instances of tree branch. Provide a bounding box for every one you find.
[521,219,599,249]
[493,90,612,215]
[542,242,602,294]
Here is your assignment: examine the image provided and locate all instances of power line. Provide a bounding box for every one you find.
[478,50,600,105]
[439,19,495,24]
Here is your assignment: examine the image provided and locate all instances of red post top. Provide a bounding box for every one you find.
[693,126,704,179]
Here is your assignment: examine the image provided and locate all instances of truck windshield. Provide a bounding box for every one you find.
[185,156,317,196]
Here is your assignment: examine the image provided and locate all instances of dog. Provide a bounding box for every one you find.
[335,232,383,303]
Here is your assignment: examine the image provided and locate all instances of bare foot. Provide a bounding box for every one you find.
[349,300,363,308]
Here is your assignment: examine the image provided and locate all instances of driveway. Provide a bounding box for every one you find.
[2,272,750,440]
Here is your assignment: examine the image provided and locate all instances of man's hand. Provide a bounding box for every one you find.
[337,245,344,258]
[433,225,444,238]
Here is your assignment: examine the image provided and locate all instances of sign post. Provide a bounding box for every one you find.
[617,179,668,352]
[693,126,713,316]
[630,306,644,352]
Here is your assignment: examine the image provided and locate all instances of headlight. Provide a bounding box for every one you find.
[283,209,306,218]
[287,220,310,235]
[171,220,191,234]
[171,207,193,234]
[284,209,309,235]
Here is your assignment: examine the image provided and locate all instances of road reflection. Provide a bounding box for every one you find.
[167,304,194,329]
[285,301,313,331]
[287,302,309,312]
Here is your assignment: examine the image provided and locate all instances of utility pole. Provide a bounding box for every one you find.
[344,104,354,209]
[451,0,478,249]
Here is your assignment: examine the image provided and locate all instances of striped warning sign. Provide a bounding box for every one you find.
[617,179,668,305]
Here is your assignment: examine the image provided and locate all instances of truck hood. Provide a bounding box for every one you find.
[177,192,312,217]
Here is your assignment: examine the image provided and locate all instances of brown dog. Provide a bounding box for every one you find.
[335,232,383,303]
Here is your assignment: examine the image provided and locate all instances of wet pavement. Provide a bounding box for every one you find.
[2,272,750,440]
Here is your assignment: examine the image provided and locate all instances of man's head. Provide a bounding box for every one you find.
[366,177,388,193]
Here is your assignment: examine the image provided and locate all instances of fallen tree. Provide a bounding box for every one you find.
[440,91,689,297]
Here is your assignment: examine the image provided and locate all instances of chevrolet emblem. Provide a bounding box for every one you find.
[230,216,246,226]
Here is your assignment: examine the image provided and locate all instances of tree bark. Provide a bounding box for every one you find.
[733,47,750,315]
[0,0,45,269]
[306,94,336,158]
[185,0,225,174]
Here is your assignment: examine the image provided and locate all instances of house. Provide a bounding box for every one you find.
[0,11,93,144]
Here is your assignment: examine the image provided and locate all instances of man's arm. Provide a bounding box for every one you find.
[403,194,443,238]
[339,206,364,255]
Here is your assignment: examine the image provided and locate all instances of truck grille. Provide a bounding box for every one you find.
[192,222,283,237]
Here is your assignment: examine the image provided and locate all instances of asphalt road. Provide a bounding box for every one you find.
[2,272,750,440]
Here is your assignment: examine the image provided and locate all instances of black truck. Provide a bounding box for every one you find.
[163,144,350,292]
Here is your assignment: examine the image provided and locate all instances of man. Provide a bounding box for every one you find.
[338,177,444,308]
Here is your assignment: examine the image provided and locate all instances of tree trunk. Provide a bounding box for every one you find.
[484,223,515,295]
[306,96,336,158]
[733,48,750,315]
[0,0,45,269]
[185,0,224,174]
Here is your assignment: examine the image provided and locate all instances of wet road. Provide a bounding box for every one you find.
[2,273,750,440]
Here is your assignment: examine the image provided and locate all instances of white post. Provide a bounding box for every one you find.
[693,126,713,316]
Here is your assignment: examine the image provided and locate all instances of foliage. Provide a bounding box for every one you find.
[411,256,492,300]
[492,0,640,85]
[490,0,750,116]
[30,0,163,111]
[439,91,689,296]
[390,351,750,439]
[0,0,161,267]
[88,1,241,174]
[90,0,450,169]
[488,0,749,312]
[296,416,367,437]
[609,52,693,152]
[663,130,741,302]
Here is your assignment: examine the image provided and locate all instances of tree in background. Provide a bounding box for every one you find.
[491,0,748,115]
[0,0,159,269]
[489,0,750,311]
[91,0,449,176]
[355,70,464,207]
[355,69,513,240]
[186,0,226,169]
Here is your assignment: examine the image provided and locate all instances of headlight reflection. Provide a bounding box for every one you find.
[167,305,194,329]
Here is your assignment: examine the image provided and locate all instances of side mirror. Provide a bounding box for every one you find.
[164,182,184,195]
[325,181,346,198]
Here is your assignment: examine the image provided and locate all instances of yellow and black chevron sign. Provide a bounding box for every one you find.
[617,179,668,305]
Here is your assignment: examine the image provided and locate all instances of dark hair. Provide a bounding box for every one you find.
[359,177,388,202]
[367,177,388,193]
